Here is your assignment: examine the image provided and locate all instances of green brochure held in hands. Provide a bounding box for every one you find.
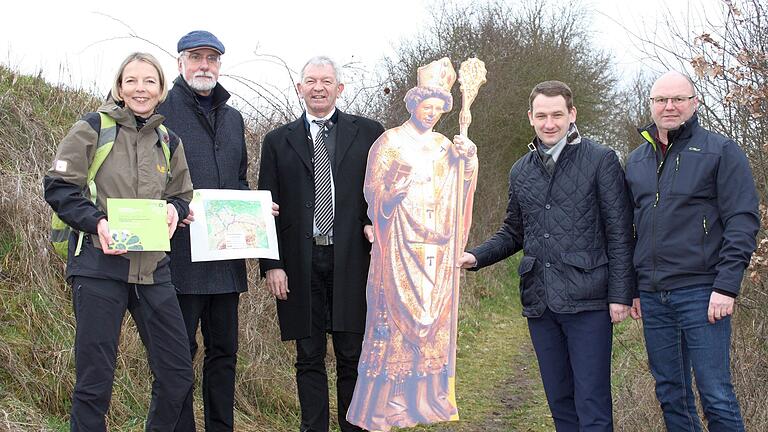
[106,198,170,252]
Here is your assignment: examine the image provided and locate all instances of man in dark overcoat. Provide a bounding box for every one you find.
[158,30,248,432]
[258,56,384,432]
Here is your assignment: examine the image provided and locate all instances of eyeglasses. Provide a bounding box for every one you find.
[649,96,695,106]
[184,52,221,65]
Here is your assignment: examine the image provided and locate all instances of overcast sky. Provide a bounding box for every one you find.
[1,0,723,106]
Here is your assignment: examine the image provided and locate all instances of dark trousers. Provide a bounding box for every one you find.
[296,244,364,432]
[69,276,193,432]
[527,308,614,432]
[174,292,240,432]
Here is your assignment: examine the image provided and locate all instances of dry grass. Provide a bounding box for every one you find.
[0,65,94,429]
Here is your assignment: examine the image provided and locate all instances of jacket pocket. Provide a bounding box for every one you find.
[699,211,721,271]
[518,255,536,275]
[669,151,717,197]
[517,255,538,307]
[560,249,609,301]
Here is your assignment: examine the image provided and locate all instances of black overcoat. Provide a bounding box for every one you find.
[258,110,385,340]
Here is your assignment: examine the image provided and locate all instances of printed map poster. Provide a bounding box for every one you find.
[189,189,279,262]
[106,198,171,251]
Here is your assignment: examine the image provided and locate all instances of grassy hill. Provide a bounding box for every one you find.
[0,65,299,431]
[0,65,96,429]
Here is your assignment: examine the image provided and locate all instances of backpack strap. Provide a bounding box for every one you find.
[74,112,117,256]
[155,124,172,182]
[87,113,117,204]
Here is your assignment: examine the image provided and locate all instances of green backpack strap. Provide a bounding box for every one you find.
[155,124,172,182]
[87,113,118,203]
[51,112,118,258]
[72,113,118,256]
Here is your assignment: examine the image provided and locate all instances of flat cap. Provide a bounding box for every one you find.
[177,30,225,54]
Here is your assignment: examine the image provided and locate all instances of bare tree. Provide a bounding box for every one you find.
[364,0,622,265]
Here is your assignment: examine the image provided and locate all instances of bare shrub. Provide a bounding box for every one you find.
[366,0,620,306]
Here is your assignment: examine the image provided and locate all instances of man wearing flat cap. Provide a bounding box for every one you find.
[158,29,249,432]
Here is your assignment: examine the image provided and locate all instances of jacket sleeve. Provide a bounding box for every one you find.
[468,164,523,270]
[238,114,250,190]
[597,150,637,305]
[257,132,284,275]
[361,121,386,227]
[164,137,194,221]
[43,117,105,234]
[713,140,760,295]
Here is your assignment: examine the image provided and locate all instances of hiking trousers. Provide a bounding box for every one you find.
[69,275,194,431]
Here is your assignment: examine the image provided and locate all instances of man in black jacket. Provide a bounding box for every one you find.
[158,30,247,432]
[626,71,758,432]
[458,81,635,431]
[258,56,384,432]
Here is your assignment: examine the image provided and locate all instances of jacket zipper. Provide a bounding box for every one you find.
[702,215,709,268]
[669,154,681,193]
[651,139,675,289]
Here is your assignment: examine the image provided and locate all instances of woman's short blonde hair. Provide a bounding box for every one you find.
[110,52,168,104]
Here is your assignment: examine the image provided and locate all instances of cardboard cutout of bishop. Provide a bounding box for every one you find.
[347,57,484,431]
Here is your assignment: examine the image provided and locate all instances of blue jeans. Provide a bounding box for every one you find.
[640,286,744,432]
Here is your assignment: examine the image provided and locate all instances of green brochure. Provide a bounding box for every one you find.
[106,198,170,251]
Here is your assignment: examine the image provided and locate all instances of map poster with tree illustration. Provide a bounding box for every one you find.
[188,189,279,262]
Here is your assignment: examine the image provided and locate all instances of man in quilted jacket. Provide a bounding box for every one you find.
[458,80,635,431]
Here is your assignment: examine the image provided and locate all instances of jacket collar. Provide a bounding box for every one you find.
[286,109,358,172]
[172,75,231,109]
[638,113,700,152]
[527,122,581,153]
[334,111,359,171]
[286,115,312,171]
[99,99,165,130]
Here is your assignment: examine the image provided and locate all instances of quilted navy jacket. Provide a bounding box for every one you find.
[470,132,636,318]
[626,114,759,296]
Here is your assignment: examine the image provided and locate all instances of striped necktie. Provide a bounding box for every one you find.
[312,119,333,234]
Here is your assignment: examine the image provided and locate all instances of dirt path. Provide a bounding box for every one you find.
[410,288,553,432]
